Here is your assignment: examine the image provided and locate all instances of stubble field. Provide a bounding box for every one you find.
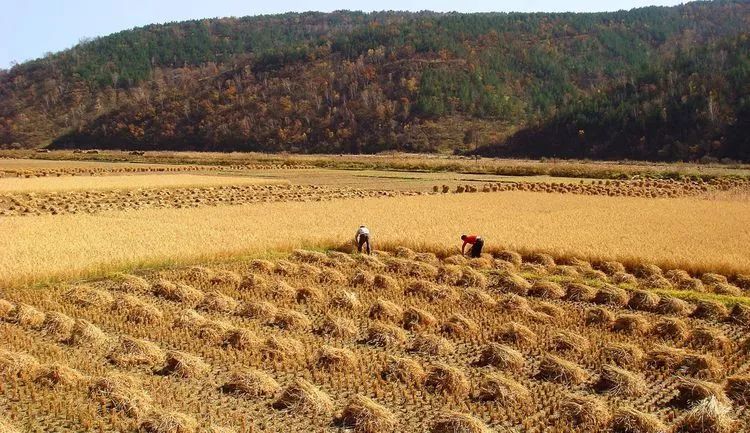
[1,155,749,433]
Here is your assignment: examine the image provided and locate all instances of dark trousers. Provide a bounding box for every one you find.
[357,234,371,254]
[470,238,484,258]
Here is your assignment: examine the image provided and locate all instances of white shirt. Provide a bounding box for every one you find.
[356,227,370,237]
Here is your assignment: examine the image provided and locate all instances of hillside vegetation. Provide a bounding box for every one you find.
[0,1,748,160]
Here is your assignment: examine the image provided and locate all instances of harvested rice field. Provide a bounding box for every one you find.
[1,155,749,433]
[2,249,750,432]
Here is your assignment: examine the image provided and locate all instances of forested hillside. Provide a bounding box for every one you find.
[1,1,748,160]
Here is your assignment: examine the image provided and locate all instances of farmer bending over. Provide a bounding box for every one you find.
[355,225,371,255]
[461,234,484,258]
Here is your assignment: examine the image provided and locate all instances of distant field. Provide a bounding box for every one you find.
[0,174,284,193]
[1,191,748,287]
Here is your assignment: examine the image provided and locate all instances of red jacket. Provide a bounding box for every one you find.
[462,235,479,254]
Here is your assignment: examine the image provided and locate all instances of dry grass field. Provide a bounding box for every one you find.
[1,249,749,432]
[2,155,749,433]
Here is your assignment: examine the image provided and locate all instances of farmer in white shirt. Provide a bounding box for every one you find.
[355,225,371,255]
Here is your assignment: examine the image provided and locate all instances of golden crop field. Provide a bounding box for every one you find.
[1,156,750,433]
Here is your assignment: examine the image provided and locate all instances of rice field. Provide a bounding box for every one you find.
[1,249,749,432]
[2,155,749,433]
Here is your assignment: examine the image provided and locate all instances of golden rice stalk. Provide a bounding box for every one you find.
[7,303,45,329]
[368,299,404,324]
[430,411,492,433]
[424,363,470,397]
[402,306,437,332]
[595,365,646,397]
[114,294,164,324]
[152,279,204,305]
[67,319,110,347]
[381,356,425,386]
[560,393,611,430]
[673,377,730,408]
[33,363,86,387]
[157,350,209,378]
[108,336,166,367]
[65,285,114,308]
[474,372,531,405]
[0,349,40,378]
[41,311,75,341]
[363,322,407,347]
[197,290,239,313]
[476,343,525,371]
[139,410,198,433]
[316,345,357,372]
[409,334,455,356]
[537,354,588,385]
[601,342,645,368]
[673,396,735,433]
[610,407,667,433]
[441,313,479,338]
[315,314,358,339]
[88,374,153,418]
[111,273,151,293]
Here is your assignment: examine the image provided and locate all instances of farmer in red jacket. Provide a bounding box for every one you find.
[461,234,484,258]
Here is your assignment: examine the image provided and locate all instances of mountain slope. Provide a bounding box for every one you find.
[1,1,749,160]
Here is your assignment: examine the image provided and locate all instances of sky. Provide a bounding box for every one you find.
[1,0,685,69]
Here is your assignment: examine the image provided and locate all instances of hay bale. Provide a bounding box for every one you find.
[368,299,404,323]
[363,322,407,347]
[647,345,688,370]
[536,354,588,384]
[405,280,457,302]
[261,336,304,361]
[290,249,329,265]
[209,270,242,288]
[702,273,729,286]
[628,290,661,311]
[560,393,610,430]
[437,265,463,285]
[468,257,494,270]
[495,322,537,347]
[273,259,298,276]
[602,343,645,368]
[238,300,277,321]
[327,250,356,266]
[526,253,555,267]
[593,286,630,307]
[682,353,724,379]
[381,355,425,386]
[725,375,750,405]
[272,308,311,331]
[656,296,694,316]
[197,290,239,313]
[497,294,531,313]
[689,326,732,352]
[152,279,204,304]
[221,368,280,397]
[549,330,589,353]
[316,314,358,339]
[595,365,646,396]
[612,272,638,285]
[673,377,729,408]
[610,407,667,433]
[351,270,375,288]
[223,327,261,349]
[238,273,268,291]
[296,285,324,304]
[65,285,114,308]
[68,319,109,347]
[711,282,743,296]
[461,288,497,308]
[642,275,673,290]
[402,306,437,332]
[7,303,45,329]
[430,412,492,433]
[582,269,609,281]
[612,314,651,335]
[564,282,598,302]
[183,265,214,282]
[410,334,455,356]
[441,314,479,338]
[476,343,525,371]
[634,264,662,279]
[600,261,626,275]
[272,378,334,413]
[139,410,198,433]
[424,363,470,396]
[444,254,469,266]
[248,259,275,274]
[338,395,396,433]
[108,336,166,367]
[0,299,13,319]
[492,271,532,295]
[114,294,163,324]
[41,311,75,341]
[496,250,522,267]
[534,302,564,319]
[652,317,690,341]
[666,269,692,284]
[552,265,581,278]
[734,274,750,291]
[692,300,729,321]
[457,267,487,288]
[373,274,400,291]
[529,280,565,299]
[729,303,750,326]
[414,252,440,266]
[112,273,151,293]
[269,280,296,300]
[0,349,40,378]
[157,351,209,378]
[493,259,517,272]
[585,307,615,326]
[0,417,21,433]
[673,397,735,433]
[88,374,152,418]
[394,246,417,260]
[316,345,357,371]
[329,289,360,310]
[317,268,346,285]
[173,309,207,328]
[474,372,530,405]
